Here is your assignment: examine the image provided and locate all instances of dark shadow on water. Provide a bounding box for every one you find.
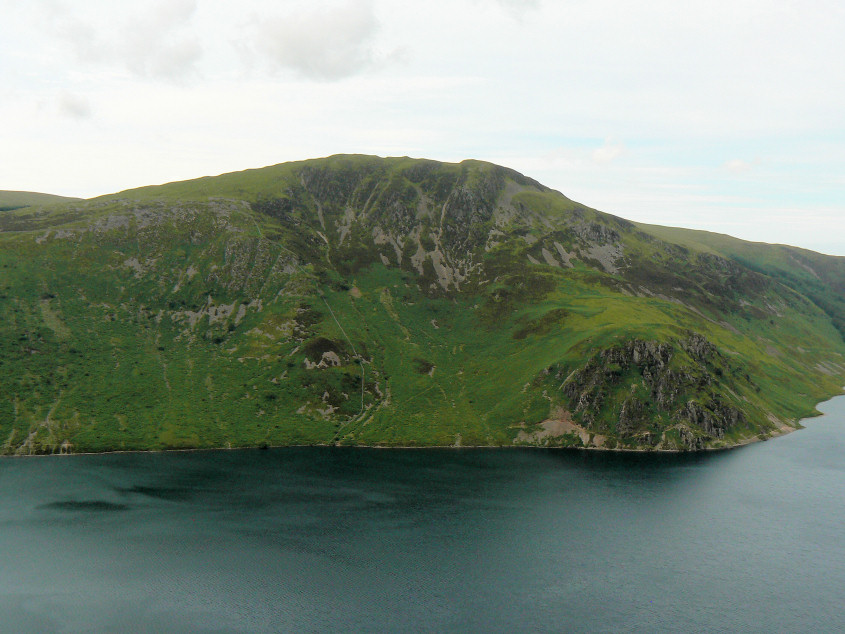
[118,446,745,502]
[38,501,130,512]
[114,485,191,501]
[22,445,748,524]
[540,444,741,470]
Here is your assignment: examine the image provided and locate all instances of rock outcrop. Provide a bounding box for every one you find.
[556,334,748,450]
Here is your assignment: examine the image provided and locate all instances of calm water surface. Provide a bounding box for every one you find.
[3,398,845,632]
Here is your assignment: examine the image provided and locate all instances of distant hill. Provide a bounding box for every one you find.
[0,190,81,212]
[1,154,843,454]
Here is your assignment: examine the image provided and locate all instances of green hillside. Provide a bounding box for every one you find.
[1,155,843,454]
[639,222,845,340]
[0,190,81,212]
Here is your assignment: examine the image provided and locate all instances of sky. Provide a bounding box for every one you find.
[2,0,845,254]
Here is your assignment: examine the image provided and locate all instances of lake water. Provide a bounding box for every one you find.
[3,399,845,633]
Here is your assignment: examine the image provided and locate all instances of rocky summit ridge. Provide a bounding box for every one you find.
[1,154,844,454]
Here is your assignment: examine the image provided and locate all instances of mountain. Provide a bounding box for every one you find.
[0,190,81,212]
[1,154,844,454]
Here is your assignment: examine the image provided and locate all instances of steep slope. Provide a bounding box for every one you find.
[1,155,843,454]
[639,223,845,341]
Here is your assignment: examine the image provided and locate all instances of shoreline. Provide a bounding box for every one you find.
[4,392,841,460]
[0,419,805,459]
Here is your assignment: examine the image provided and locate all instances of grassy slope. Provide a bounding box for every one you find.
[0,190,81,211]
[638,222,845,339]
[1,156,843,454]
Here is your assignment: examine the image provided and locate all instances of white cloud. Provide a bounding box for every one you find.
[121,0,201,79]
[58,92,91,119]
[249,0,387,81]
[43,0,202,80]
[592,140,625,165]
[487,0,541,19]
[724,158,754,174]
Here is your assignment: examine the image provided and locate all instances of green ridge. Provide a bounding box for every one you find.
[0,190,81,212]
[1,155,843,454]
